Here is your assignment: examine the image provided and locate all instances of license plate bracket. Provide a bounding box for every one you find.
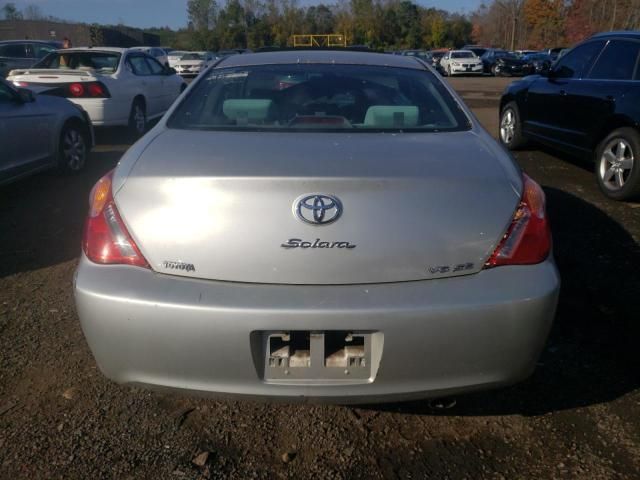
[261,331,380,383]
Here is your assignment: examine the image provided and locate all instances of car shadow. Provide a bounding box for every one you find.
[0,150,120,279]
[525,143,593,174]
[368,187,640,416]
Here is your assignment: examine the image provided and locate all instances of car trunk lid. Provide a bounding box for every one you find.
[115,129,521,285]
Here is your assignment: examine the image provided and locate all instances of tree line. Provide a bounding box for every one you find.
[1,2,64,22]
[178,0,473,51]
[472,0,640,50]
[4,0,640,53]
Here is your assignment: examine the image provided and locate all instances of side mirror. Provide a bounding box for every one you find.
[17,88,35,103]
[165,66,177,75]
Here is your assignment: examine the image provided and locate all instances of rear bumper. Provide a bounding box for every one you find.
[74,254,559,403]
[70,98,130,127]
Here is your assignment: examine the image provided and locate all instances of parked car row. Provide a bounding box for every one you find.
[7,47,186,134]
[0,41,259,184]
[0,42,248,80]
[393,45,566,78]
[1,46,188,183]
[3,34,639,203]
[0,77,94,185]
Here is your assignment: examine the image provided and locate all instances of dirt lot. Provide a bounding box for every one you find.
[1,76,640,479]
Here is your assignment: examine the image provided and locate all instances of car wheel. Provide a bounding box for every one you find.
[491,64,498,76]
[499,102,527,150]
[128,99,147,138]
[595,128,640,201]
[58,122,88,173]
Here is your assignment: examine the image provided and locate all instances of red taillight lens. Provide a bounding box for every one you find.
[485,174,551,268]
[69,83,84,97]
[82,171,149,268]
[68,81,110,98]
[87,82,105,97]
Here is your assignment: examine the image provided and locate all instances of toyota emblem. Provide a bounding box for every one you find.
[294,194,343,225]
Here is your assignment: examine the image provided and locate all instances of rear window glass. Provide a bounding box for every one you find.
[168,64,470,132]
[34,51,121,73]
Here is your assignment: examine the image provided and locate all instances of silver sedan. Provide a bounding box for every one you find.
[0,78,93,185]
[74,51,559,403]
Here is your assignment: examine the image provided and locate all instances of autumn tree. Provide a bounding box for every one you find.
[524,0,565,49]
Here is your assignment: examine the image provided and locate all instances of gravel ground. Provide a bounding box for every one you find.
[1,77,639,479]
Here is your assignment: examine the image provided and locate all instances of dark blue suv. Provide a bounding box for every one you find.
[499,31,640,200]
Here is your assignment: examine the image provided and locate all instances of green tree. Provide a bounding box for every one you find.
[187,0,218,49]
[304,5,335,34]
[2,2,23,20]
[396,1,421,48]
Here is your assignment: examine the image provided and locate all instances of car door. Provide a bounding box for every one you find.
[126,53,163,117]
[523,40,605,147]
[564,39,640,151]
[144,55,175,112]
[0,82,54,179]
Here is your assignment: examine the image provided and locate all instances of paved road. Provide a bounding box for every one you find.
[1,77,639,479]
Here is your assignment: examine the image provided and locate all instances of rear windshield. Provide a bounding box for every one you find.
[167,63,470,132]
[34,51,121,73]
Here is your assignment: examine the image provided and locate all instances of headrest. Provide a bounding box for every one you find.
[222,99,274,124]
[364,105,419,128]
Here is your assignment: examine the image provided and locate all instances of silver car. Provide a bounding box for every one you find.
[74,51,560,403]
[0,79,93,185]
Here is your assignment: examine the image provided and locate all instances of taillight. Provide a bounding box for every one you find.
[69,82,84,97]
[68,81,110,98]
[82,171,149,268]
[485,174,551,268]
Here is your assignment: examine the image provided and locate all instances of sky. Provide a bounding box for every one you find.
[7,0,482,30]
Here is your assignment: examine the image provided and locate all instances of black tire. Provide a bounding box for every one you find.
[491,64,498,76]
[499,102,527,150]
[128,98,147,139]
[58,122,88,173]
[594,127,640,201]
